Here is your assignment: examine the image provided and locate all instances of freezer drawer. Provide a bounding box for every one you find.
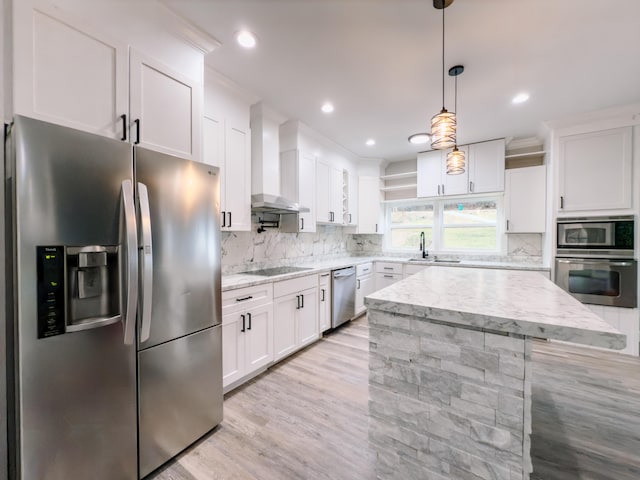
[138,325,223,477]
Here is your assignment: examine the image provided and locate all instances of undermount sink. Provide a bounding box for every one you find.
[243,266,313,276]
[408,258,461,264]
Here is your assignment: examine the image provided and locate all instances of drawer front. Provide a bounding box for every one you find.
[376,272,403,290]
[274,274,318,298]
[319,271,331,287]
[356,262,373,277]
[222,283,274,315]
[375,262,403,275]
[404,264,430,276]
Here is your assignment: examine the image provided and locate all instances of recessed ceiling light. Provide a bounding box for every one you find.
[236,30,257,49]
[408,133,431,145]
[321,102,334,114]
[512,92,530,104]
[366,139,376,146]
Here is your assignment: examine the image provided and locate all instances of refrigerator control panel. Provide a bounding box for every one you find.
[36,246,66,338]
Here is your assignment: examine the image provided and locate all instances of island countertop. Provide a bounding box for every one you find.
[364,266,626,350]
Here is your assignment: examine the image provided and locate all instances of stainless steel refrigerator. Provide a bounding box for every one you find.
[6,115,223,479]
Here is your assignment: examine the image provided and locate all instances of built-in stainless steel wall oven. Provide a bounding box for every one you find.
[555,216,637,308]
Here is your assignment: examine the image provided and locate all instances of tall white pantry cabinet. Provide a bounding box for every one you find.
[11,0,210,160]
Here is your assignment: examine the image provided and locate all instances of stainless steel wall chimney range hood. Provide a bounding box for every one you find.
[251,193,310,215]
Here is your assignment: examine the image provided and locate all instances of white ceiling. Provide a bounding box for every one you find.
[167,0,640,162]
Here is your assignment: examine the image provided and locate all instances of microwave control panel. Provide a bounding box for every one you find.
[36,246,66,338]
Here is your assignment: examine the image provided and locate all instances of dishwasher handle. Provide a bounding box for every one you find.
[333,267,356,279]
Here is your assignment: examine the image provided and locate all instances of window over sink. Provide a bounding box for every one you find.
[386,196,503,254]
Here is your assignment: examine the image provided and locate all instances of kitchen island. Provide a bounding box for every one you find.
[365,267,625,480]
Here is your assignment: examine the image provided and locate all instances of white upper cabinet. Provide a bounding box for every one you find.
[203,74,252,232]
[417,139,505,197]
[356,176,383,234]
[345,170,358,226]
[13,2,128,139]
[505,165,546,233]
[316,160,330,223]
[13,1,205,160]
[468,139,505,194]
[443,145,470,196]
[280,149,317,233]
[330,164,344,223]
[129,49,202,161]
[557,127,632,213]
[316,160,343,224]
[417,150,442,198]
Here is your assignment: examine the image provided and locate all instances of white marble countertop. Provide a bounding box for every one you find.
[364,267,626,350]
[222,256,550,291]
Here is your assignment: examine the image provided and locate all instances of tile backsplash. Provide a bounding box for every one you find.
[221,216,382,274]
[221,216,543,274]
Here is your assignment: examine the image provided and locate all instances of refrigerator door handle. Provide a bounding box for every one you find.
[66,315,122,333]
[137,182,153,343]
[121,180,139,345]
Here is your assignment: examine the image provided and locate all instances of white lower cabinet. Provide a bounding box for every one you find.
[404,264,430,278]
[586,305,639,356]
[274,275,319,362]
[319,273,332,332]
[375,262,403,290]
[222,285,274,390]
[355,262,375,315]
[376,273,402,290]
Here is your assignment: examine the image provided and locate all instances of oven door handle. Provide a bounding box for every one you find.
[556,259,635,267]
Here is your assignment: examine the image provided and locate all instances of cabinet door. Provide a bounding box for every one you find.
[299,151,317,232]
[319,274,331,332]
[224,123,252,231]
[203,116,224,169]
[203,115,225,227]
[222,312,244,388]
[443,145,469,196]
[330,165,344,223]
[558,127,632,212]
[316,161,331,223]
[273,295,299,362]
[297,288,319,348]
[346,171,358,226]
[505,166,546,233]
[468,139,505,193]
[130,49,202,161]
[360,274,375,301]
[417,150,442,197]
[357,176,383,234]
[13,2,128,139]
[244,303,274,375]
[355,276,365,315]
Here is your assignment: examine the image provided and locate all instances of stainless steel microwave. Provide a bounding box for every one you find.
[556,216,634,258]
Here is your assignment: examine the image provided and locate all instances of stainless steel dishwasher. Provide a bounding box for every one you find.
[332,266,356,328]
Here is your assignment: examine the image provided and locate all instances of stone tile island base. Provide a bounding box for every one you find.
[369,309,533,480]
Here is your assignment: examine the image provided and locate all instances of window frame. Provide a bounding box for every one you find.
[385,199,436,253]
[384,195,505,255]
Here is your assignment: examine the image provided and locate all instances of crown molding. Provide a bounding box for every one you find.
[157,0,221,54]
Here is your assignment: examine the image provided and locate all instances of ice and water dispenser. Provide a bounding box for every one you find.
[37,245,121,338]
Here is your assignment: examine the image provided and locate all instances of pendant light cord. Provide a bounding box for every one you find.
[441,5,445,110]
[454,74,457,114]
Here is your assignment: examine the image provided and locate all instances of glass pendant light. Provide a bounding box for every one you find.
[447,65,465,175]
[431,1,456,150]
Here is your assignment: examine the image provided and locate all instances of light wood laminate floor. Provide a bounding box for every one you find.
[151,316,640,480]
